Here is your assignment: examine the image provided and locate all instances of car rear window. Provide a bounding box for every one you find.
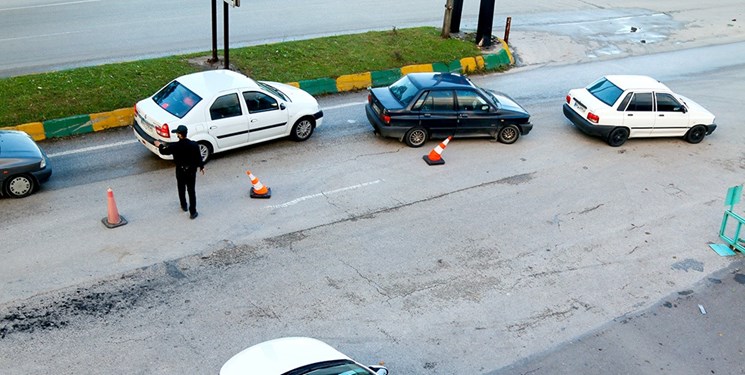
[388,76,420,105]
[152,80,203,118]
[587,77,624,107]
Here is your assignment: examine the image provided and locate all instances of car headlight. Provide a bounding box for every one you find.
[40,158,46,168]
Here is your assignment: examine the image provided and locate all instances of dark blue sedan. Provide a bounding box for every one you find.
[0,130,52,198]
[366,72,532,147]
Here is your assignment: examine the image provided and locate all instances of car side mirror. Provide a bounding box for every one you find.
[681,106,687,113]
[280,103,286,110]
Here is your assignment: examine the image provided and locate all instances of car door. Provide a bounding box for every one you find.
[242,91,289,142]
[652,92,690,137]
[455,89,494,136]
[414,89,458,137]
[621,92,654,137]
[207,92,249,150]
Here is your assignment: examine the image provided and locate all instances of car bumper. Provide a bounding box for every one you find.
[563,103,615,139]
[31,164,52,184]
[314,110,324,127]
[365,104,408,139]
[133,120,173,160]
[706,123,717,135]
[520,122,533,135]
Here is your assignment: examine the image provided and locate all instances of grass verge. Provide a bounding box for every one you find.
[0,27,483,128]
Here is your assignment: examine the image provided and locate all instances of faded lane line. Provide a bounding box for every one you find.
[266,180,382,209]
[0,0,100,12]
[322,101,366,110]
[48,140,137,158]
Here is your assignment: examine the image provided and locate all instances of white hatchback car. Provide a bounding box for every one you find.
[220,337,389,375]
[133,70,323,162]
[563,75,716,146]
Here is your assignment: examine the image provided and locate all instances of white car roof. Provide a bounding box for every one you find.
[603,75,670,91]
[175,69,260,97]
[219,337,352,375]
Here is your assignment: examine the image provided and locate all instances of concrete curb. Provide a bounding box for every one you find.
[6,47,513,142]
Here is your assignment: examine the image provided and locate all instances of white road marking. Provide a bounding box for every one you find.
[323,101,366,110]
[0,0,100,12]
[0,31,81,43]
[266,180,382,209]
[47,140,137,157]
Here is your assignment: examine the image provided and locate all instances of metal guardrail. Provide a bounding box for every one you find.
[711,185,745,256]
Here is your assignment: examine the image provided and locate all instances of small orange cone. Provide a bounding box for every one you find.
[246,170,272,199]
[102,188,127,228]
[423,136,451,165]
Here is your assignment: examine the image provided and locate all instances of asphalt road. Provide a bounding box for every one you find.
[2,43,745,373]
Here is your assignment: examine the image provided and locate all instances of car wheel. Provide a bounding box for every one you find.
[198,141,213,163]
[290,117,315,141]
[685,125,707,144]
[497,124,520,144]
[4,174,35,198]
[404,127,428,147]
[607,127,629,147]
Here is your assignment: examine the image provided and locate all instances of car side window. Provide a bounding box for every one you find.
[656,93,683,112]
[456,90,490,112]
[243,91,279,113]
[210,93,243,120]
[625,92,653,112]
[616,92,633,111]
[418,90,455,112]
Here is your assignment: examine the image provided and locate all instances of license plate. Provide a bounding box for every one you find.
[573,101,586,112]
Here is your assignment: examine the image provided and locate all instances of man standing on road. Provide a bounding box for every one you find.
[154,125,205,219]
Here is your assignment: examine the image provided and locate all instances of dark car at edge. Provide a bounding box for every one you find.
[365,72,532,147]
[0,130,52,198]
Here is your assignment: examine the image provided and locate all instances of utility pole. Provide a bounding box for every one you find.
[475,0,496,47]
[450,0,464,33]
[441,0,454,38]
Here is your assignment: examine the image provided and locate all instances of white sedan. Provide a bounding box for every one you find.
[133,70,323,162]
[563,75,716,146]
[220,337,389,375]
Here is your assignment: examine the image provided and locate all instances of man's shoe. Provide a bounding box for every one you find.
[181,205,188,212]
[190,212,198,219]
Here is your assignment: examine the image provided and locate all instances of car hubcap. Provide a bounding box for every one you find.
[503,128,516,140]
[200,145,209,160]
[411,131,425,145]
[9,177,31,196]
[296,120,312,138]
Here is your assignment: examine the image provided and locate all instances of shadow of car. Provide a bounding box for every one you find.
[0,130,52,198]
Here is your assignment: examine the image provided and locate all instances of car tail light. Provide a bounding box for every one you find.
[156,123,170,137]
[587,112,599,123]
[382,114,391,124]
[133,104,138,115]
[565,95,571,104]
[367,94,372,104]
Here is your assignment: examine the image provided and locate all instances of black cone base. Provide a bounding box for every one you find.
[250,187,272,199]
[423,155,445,165]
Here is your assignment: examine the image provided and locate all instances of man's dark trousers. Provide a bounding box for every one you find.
[176,165,197,215]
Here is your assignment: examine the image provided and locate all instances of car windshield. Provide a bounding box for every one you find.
[152,80,203,118]
[285,360,376,375]
[586,77,624,107]
[257,81,289,102]
[388,76,420,105]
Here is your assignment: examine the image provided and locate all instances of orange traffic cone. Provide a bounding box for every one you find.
[102,187,127,228]
[246,170,272,199]
[423,136,452,165]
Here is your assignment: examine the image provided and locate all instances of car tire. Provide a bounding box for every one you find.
[685,125,707,144]
[497,124,520,144]
[4,174,35,198]
[290,117,315,141]
[607,127,629,147]
[198,141,213,163]
[404,127,428,148]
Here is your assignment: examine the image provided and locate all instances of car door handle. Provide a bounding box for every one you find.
[210,126,217,129]
[423,113,431,117]
[658,114,665,117]
[627,114,633,116]
[251,119,258,122]
[459,114,468,118]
